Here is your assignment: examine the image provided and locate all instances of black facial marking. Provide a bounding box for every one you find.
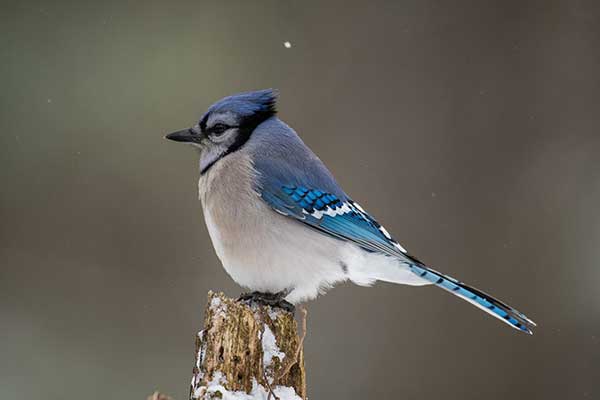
[200,105,277,175]
[226,105,276,153]
[199,114,208,132]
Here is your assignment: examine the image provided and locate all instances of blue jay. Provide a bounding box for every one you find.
[166,89,536,334]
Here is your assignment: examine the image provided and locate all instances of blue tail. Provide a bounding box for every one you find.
[409,264,536,334]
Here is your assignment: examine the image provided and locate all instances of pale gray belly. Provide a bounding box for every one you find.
[197,151,347,302]
[203,196,346,299]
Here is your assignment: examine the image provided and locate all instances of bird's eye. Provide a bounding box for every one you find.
[211,123,229,136]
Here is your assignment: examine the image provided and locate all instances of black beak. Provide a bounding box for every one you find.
[165,128,201,143]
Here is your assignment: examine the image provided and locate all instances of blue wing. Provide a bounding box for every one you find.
[259,182,417,262]
[257,181,536,334]
[249,125,535,333]
[248,134,408,257]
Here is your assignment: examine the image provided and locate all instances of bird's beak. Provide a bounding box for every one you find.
[165,127,203,143]
[165,128,195,143]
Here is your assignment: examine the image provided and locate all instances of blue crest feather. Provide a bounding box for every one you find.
[207,89,277,120]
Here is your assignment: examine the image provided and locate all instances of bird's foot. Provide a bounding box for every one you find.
[237,291,295,313]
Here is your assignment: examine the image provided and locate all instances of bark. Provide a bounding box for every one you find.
[189,291,306,400]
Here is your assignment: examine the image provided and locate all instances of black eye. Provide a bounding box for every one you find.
[211,123,229,136]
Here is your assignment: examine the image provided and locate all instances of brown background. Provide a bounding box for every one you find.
[1,1,599,399]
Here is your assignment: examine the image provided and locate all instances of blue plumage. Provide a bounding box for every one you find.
[259,180,410,258]
[260,180,536,334]
[167,89,537,335]
[408,264,535,334]
[205,89,277,121]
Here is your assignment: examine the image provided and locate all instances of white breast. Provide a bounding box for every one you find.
[202,206,226,264]
[197,151,350,302]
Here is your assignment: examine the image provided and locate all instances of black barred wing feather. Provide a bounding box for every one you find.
[259,184,537,334]
[260,184,416,262]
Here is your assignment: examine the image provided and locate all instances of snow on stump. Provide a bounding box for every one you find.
[190,291,306,400]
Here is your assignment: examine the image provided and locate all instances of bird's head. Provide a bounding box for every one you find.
[166,89,277,174]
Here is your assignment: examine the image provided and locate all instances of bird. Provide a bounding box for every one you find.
[166,89,536,334]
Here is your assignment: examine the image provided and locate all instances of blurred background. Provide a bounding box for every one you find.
[1,0,599,399]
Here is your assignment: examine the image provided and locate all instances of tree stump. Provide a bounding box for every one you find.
[190,291,306,400]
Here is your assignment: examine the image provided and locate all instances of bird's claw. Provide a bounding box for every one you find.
[237,291,295,313]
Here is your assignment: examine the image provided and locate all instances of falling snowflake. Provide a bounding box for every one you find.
[283,41,292,48]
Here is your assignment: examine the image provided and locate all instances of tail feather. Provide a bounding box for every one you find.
[409,263,536,334]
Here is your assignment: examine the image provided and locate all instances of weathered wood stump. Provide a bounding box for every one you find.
[190,291,306,400]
